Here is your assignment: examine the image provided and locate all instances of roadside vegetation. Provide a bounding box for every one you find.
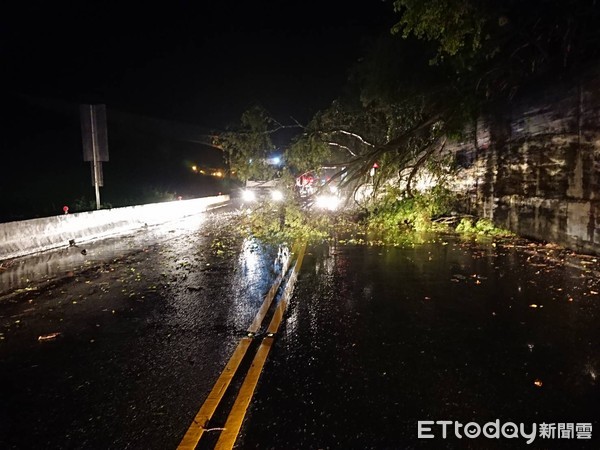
[236,186,512,247]
[215,0,593,246]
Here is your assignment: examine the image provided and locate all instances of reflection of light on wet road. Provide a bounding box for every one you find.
[238,238,600,450]
[314,244,336,279]
[585,361,597,382]
[323,246,336,275]
[0,213,208,295]
[284,301,299,336]
[223,238,276,331]
[155,216,206,263]
[178,244,305,449]
[239,238,260,279]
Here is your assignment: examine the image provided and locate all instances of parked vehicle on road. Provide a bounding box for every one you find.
[242,179,284,203]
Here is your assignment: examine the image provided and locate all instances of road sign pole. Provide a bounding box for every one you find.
[90,105,101,210]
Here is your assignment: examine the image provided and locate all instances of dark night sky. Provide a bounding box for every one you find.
[1,0,394,219]
[4,0,393,124]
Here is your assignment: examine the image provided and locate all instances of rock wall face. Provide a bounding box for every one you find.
[450,70,600,254]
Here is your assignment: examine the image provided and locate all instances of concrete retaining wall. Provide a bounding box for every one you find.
[0,195,229,260]
[448,68,600,254]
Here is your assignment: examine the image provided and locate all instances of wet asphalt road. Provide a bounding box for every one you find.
[1,211,600,449]
[0,208,281,449]
[237,240,600,449]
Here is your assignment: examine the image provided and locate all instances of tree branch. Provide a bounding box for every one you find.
[325,142,358,157]
[406,137,447,198]
[330,130,376,148]
[289,116,306,129]
[333,112,448,199]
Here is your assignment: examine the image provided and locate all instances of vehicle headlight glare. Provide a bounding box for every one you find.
[271,190,284,202]
[315,195,340,211]
[242,190,256,202]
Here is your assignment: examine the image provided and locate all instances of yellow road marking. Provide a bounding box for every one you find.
[214,338,275,450]
[267,242,306,334]
[214,242,306,450]
[178,242,305,450]
[247,276,282,333]
[248,243,295,333]
[177,338,252,450]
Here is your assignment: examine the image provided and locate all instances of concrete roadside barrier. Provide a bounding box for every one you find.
[0,195,229,260]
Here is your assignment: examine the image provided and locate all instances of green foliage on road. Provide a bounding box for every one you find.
[238,199,516,252]
[455,217,514,237]
[365,185,455,237]
[239,202,348,245]
[237,185,508,247]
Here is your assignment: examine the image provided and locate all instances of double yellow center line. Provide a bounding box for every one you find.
[178,242,307,450]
